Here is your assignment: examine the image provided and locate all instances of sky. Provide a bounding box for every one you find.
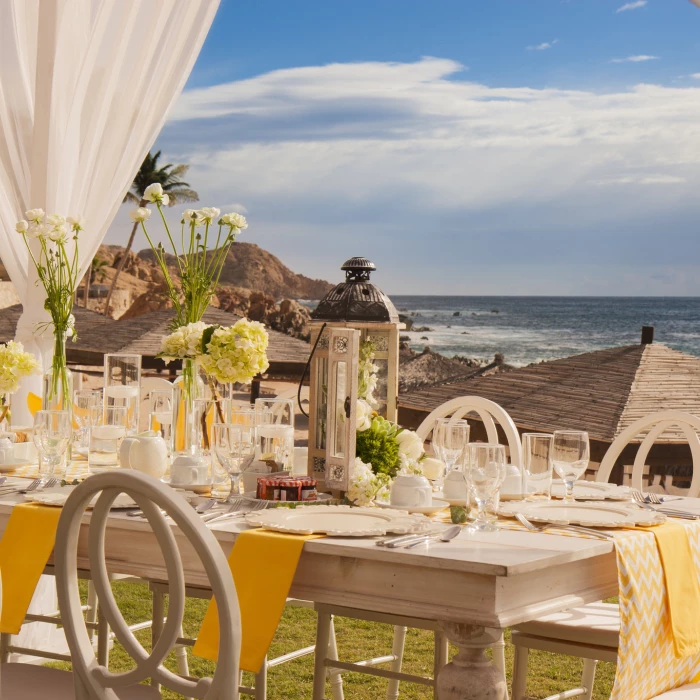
[105,0,700,296]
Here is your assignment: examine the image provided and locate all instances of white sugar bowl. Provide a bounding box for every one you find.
[390,474,433,508]
[119,431,168,479]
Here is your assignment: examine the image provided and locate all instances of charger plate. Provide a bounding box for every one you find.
[499,500,665,528]
[374,498,450,516]
[24,487,137,509]
[245,505,432,537]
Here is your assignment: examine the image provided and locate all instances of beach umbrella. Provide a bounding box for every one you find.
[0,0,219,424]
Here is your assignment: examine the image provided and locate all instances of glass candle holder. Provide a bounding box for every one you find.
[104,354,141,435]
[255,398,294,472]
[149,389,173,457]
[73,389,102,458]
[89,405,127,471]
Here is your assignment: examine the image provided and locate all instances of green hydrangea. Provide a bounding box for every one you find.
[355,415,402,477]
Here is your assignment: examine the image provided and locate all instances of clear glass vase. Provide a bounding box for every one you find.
[172,359,206,456]
[42,332,73,412]
[0,394,9,431]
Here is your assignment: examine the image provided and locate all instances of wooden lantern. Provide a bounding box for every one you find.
[307,257,403,490]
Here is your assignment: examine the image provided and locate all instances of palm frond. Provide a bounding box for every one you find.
[165,188,200,206]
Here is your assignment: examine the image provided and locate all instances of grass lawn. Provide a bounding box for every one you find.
[50,582,617,699]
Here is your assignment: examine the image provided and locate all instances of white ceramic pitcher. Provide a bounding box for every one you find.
[119,431,168,479]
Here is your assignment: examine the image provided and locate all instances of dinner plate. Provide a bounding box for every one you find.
[550,480,631,501]
[245,505,432,536]
[499,500,665,527]
[374,499,450,515]
[24,487,138,509]
[161,478,212,495]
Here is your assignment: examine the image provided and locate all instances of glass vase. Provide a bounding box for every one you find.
[43,331,73,412]
[172,359,205,456]
[0,394,9,431]
[104,354,142,435]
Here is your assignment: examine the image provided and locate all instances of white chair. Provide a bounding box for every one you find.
[139,377,173,432]
[24,469,241,700]
[312,396,522,700]
[511,410,700,700]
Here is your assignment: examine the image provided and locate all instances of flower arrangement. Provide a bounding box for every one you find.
[131,184,248,329]
[158,320,270,386]
[0,341,41,426]
[15,210,84,402]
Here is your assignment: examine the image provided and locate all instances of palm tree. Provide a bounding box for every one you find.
[104,151,199,315]
[82,257,109,307]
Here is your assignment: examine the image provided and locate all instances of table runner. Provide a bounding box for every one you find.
[193,528,322,673]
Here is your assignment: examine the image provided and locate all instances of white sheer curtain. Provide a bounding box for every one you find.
[0,0,219,424]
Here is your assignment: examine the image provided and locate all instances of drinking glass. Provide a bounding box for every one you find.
[33,410,72,480]
[255,398,294,471]
[467,443,506,532]
[212,423,256,502]
[73,389,102,456]
[523,433,554,500]
[230,407,257,426]
[149,390,173,455]
[433,418,470,473]
[89,406,128,471]
[104,354,141,435]
[551,430,590,502]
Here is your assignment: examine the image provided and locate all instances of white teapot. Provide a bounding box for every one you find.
[119,431,168,479]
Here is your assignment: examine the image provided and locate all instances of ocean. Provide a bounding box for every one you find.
[391,296,700,367]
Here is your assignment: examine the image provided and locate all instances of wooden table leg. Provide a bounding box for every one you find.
[437,623,507,700]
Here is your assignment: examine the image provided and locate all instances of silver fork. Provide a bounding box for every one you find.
[631,490,699,519]
[0,477,39,496]
[40,478,58,490]
[515,512,613,540]
[204,499,269,525]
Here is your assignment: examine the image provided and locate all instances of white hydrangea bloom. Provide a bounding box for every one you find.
[159,322,208,362]
[0,341,40,394]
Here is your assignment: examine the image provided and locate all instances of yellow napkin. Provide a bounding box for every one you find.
[650,521,700,658]
[0,503,62,634]
[27,392,42,418]
[193,529,321,673]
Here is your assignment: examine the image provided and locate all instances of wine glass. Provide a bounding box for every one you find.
[467,443,506,532]
[212,423,256,502]
[73,389,102,456]
[33,410,72,481]
[551,430,590,503]
[433,418,470,473]
[149,390,173,454]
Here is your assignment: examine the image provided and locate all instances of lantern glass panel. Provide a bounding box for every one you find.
[314,356,328,451]
[333,361,347,458]
[372,358,389,416]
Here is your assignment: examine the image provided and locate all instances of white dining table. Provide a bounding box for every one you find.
[0,489,625,700]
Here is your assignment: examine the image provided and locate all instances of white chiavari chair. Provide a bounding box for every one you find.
[511,410,700,700]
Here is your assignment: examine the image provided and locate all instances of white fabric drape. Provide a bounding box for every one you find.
[0,0,219,424]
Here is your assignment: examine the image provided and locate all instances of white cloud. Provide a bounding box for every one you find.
[527,39,559,51]
[610,55,659,63]
[616,1,647,13]
[116,57,700,294]
[691,73,700,79]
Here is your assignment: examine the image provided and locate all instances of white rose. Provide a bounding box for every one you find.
[396,430,424,462]
[25,208,44,223]
[143,183,164,202]
[196,207,221,225]
[46,214,65,227]
[28,223,50,239]
[356,399,373,432]
[420,457,445,481]
[130,207,151,223]
[48,224,68,242]
[182,209,196,222]
[221,212,248,230]
[15,220,28,234]
[67,216,84,231]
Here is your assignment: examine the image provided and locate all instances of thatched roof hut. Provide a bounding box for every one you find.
[399,330,700,479]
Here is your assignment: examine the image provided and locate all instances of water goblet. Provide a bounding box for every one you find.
[73,389,102,456]
[523,433,554,500]
[33,410,72,481]
[433,418,470,474]
[467,443,506,532]
[551,430,590,503]
[212,423,256,502]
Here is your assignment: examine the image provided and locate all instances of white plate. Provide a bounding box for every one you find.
[245,505,432,536]
[24,487,138,509]
[0,459,33,472]
[550,480,631,502]
[499,500,665,527]
[161,479,212,495]
[374,499,450,515]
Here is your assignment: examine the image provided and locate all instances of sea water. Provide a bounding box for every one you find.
[391,296,700,367]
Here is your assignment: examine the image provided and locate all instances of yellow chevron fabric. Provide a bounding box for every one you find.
[612,522,700,700]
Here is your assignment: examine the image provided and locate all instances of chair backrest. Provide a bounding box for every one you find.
[139,377,174,431]
[596,410,700,496]
[415,395,523,466]
[55,471,241,699]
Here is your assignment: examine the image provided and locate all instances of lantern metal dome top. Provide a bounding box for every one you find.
[311,257,400,323]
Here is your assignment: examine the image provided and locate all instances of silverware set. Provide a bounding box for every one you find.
[515,512,613,540]
[0,477,58,496]
[377,525,462,549]
[631,490,700,520]
[126,497,270,522]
